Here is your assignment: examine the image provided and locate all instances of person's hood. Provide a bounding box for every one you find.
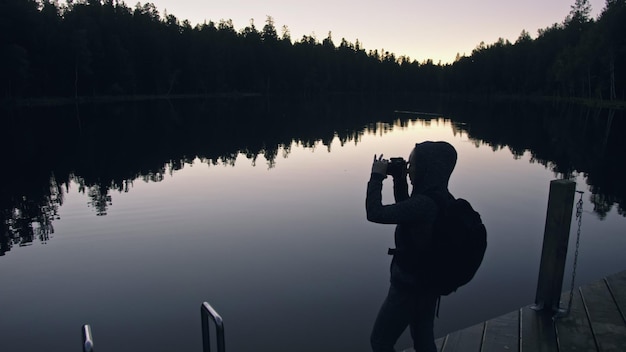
[409,141,457,195]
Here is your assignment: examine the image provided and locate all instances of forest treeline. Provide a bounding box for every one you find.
[1,0,625,102]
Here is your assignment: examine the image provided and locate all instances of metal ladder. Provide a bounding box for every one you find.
[81,301,225,352]
[201,301,226,352]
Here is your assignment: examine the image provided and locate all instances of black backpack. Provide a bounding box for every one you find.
[425,194,487,296]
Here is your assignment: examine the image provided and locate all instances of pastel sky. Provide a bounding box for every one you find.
[145,0,606,64]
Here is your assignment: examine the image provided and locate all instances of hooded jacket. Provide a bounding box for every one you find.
[366,141,457,289]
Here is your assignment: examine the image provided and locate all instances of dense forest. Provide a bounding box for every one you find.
[1,0,626,253]
[1,0,625,102]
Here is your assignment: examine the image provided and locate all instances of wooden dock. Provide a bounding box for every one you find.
[405,270,626,352]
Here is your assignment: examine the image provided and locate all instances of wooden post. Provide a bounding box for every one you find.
[534,179,576,313]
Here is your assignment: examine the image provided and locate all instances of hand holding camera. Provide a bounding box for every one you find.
[386,157,407,177]
[371,154,388,175]
[372,154,407,178]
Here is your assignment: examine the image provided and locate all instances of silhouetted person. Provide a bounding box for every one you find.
[366,141,457,352]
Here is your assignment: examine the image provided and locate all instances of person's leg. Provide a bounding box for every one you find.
[370,285,415,352]
[408,293,438,352]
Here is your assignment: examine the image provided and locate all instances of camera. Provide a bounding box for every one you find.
[386,157,407,176]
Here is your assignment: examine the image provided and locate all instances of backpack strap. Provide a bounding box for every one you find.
[422,189,453,210]
[425,189,449,317]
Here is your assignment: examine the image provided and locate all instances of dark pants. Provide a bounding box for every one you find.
[370,284,439,352]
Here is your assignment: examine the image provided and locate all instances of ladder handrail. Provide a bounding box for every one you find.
[80,301,225,352]
[201,302,226,352]
[82,324,94,352]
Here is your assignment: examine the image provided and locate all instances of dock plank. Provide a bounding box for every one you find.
[580,278,626,351]
[520,306,557,352]
[404,270,626,352]
[554,287,597,351]
[440,322,484,352]
[436,336,445,351]
[481,310,519,352]
[605,271,626,324]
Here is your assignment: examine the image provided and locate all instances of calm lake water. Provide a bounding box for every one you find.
[1,98,625,352]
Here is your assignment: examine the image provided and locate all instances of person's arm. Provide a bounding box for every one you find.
[366,154,435,224]
[366,172,434,224]
[365,172,386,221]
[392,173,409,202]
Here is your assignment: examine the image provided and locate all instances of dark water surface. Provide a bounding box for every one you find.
[1,97,625,352]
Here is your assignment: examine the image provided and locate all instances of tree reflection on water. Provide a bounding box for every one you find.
[1,96,623,254]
